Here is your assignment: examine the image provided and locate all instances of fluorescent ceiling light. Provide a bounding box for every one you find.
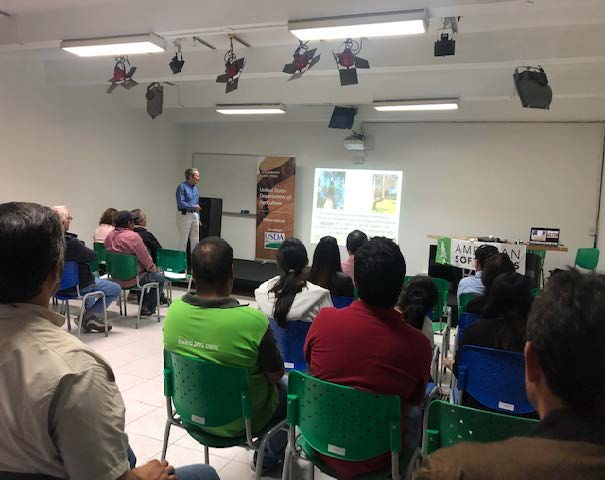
[216,104,286,115]
[374,99,459,112]
[289,9,427,41]
[61,33,165,57]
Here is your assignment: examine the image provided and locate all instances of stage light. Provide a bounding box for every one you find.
[169,42,185,74]
[216,104,286,115]
[106,56,138,94]
[329,106,357,129]
[289,10,427,41]
[434,17,458,57]
[61,33,165,57]
[283,41,321,81]
[333,38,369,86]
[373,99,459,111]
[513,66,552,109]
[216,37,246,94]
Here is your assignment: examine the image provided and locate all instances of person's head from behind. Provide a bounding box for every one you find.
[99,208,118,226]
[525,269,605,420]
[355,237,406,307]
[52,205,72,232]
[346,230,368,256]
[308,236,341,289]
[130,209,147,227]
[271,238,308,327]
[0,202,65,305]
[482,252,515,293]
[114,210,135,230]
[191,237,234,297]
[474,244,499,272]
[397,275,438,331]
[185,168,200,186]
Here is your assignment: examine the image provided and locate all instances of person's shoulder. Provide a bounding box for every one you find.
[255,276,279,294]
[304,280,331,295]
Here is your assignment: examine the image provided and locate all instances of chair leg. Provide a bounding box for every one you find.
[118,291,123,316]
[281,444,292,480]
[204,446,209,465]
[102,294,108,337]
[255,419,287,480]
[77,306,84,338]
[65,301,71,331]
[124,290,128,317]
[161,419,171,461]
[156,286,161,323]
[136,287,145,330]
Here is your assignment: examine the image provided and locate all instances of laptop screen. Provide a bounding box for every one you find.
[530,228,560,245]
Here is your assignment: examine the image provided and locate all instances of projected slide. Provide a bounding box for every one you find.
[310,168,403,244]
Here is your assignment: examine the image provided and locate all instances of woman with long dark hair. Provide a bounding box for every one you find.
[255,238,332,327]
[306,236,354,297]
[397,275,439,348]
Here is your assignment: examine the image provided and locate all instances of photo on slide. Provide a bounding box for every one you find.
[371,173,399,214]
[316,170,345,210]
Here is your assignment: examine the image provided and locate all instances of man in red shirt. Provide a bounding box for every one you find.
[304,236,432,479]
[104,211,165,317]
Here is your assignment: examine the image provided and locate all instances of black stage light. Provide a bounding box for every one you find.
[106,56,138,93]
[216,37,245,93]
[283,41,321,80]
[329,106,357,129]
[513,66,552,109]
[169,51,185,74]
[434,32,456,57]
[146,83,164,119]
[333,38,369,86]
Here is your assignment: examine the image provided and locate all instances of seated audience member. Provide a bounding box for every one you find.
[453,272,533,411]
[255,238,332,326]
[104,210,165,318]
[457,244,498,300]
[0,202,219,480]
[414,269,605,479]
[465,252,515,314]
[305,235,354,297]
[341,229,368,281]
[163,237,286,474]
[52,205,120,333]
[397,275,439,349]
[131,209,163,263]
[305,237,432,479]
[93,207,117,243]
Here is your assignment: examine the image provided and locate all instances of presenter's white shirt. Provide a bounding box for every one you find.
[254,276,333,322]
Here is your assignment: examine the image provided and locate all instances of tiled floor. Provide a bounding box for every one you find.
[54,288,452,479]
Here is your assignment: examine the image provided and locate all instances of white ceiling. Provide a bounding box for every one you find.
[1,0,605,123]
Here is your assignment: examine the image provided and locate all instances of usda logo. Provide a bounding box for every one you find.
[264,232,285,249]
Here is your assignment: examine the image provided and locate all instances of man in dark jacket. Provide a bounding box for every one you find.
[53,206,120,332]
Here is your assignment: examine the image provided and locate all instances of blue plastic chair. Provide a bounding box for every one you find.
[54,261,108,337]
[268,318,311,371]
[330,295,354,309]
[452,345,535,415]
[456,312,481,347]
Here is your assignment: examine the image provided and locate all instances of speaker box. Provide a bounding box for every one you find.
[513,67,552,109]
[199,197,223,239]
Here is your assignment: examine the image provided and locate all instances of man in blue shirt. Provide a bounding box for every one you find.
[176,168,201,254]
[457,244,498,300]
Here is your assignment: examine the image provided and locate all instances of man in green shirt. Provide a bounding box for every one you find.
[163,236,286,474]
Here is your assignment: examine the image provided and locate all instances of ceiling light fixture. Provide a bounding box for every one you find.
[216,104,286,115]
[61,33,165,57]
[373,99,459,111]
[289,9,427,41]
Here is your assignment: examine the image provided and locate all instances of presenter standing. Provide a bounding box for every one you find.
[176,168,201,254]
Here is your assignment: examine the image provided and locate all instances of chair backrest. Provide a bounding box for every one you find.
[331,295,354,309]
[457,312,480,344]
[89,258,100,277]
[58,261,79,291]
[269,318,310,371]
[163,351,251,429]
[157,248,188,273]
[458,292,478,319]
[106,252,139,281]
[575,248,599,271]
[458,345,535,415]
[423,400,538,456]
[287,370,402,461]
[353,286,359,300]
[430,277,449,321]
[530,288,542,298]
[93,242,107,262]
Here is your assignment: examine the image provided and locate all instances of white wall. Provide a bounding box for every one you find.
[183,121,605,275]
[0,53,184,249]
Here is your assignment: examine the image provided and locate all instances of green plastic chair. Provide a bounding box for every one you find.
[106,252,160,328]
[421,400,538,456]
[575,248,599,272]
[161,351,286,480]
[531,288,542,298]
[528,249,546,288]
[93,242,107,264]
[156,249,191,301]
[458,292,478,320]
[283,370,417,480]
[353,286,359,300]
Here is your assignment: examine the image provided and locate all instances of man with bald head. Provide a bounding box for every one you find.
[53,206,120,332]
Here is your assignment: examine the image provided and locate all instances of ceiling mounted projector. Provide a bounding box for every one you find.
[344,132,366,151]
[513,66,552,109]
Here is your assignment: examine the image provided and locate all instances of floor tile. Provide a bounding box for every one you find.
[164,444,230,470]
[124,400,159,426]
[121,377,166,408]
[126,406,185,442]
[126,432,163,464]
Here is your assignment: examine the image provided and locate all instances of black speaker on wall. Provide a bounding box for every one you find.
[199,197,223,239]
